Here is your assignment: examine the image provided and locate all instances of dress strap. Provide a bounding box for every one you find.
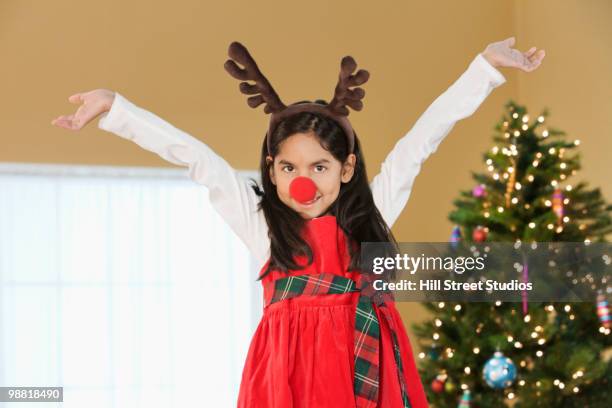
[265,273,412,408]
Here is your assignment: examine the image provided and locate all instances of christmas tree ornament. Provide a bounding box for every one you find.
[472,226,487,242]
[483,351,517,389]
[457,389,471,407]
[450,226,462,249]
[552,187,565,225]
[597,292,611,328]
[472,184,486,198]
[431,378,444,393]
[445,379,456,392]
[431,373,447,393]
[428,344,441,361]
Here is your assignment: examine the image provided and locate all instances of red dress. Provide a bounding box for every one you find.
[237,215,430,408]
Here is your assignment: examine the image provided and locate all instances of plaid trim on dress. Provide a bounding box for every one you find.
[265,272,412,408]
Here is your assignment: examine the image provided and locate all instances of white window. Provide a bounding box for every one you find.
[0,162,263,408]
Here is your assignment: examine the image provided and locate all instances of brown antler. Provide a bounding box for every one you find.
[224,42,286,114]
[327,56,369,116]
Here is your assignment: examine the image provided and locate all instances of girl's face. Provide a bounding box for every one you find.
[267,132,356,220]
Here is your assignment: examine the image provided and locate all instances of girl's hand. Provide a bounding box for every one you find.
[481,37,546,72]
[51,89,116,130]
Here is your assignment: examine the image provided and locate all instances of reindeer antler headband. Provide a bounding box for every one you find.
[223,41,369,156]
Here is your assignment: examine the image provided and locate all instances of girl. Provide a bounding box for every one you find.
[52,37,545,408]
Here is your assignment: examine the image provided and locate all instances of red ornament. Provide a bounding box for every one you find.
[472,226,488,242]
[431,373,447,393]
[431,378,444,393]
[289,176,317,203]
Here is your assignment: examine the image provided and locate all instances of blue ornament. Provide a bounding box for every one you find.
[458,389,471,407]
[428,345,440,361]
[482,351,517,389]
[450,226,462,249]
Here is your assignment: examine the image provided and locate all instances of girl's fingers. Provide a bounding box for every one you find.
[54,114,74,122]
[52,119,74,130]
[524,46,537,58]
[518,49,545,72]
[538,49,546,61]
[51,114,74,125]
[526,56,543,72]
[526,48,542,63]
[68,93,85,104]
[51,114,78,130]
[526,50,545,71]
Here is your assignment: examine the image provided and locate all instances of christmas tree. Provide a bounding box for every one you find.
[412,100,612,407]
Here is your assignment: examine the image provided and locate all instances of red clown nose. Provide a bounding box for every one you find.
[289,176,317,204]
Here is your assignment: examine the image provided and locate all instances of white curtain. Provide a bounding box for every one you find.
[0,162,263,408]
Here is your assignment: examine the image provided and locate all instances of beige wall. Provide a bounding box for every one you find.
[2,0,610,344]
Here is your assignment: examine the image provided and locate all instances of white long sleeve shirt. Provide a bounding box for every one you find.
[97,53,506,266]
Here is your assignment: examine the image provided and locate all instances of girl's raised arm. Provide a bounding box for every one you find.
[369,53,507,228]
[52,90,271,266]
